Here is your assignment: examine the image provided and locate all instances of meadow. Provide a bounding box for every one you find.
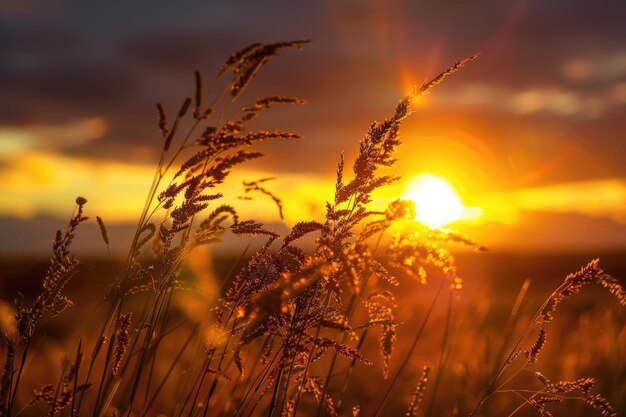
[0,41,624,417]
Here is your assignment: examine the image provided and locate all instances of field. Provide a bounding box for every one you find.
[1,251,624,416]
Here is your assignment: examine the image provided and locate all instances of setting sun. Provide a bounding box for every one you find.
[403,173,474,228]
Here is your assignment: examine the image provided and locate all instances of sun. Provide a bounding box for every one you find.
[403,173,468,228]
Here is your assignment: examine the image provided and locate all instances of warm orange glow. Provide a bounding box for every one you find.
[0,149,333,224]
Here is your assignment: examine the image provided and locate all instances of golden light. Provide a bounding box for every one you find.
[403,173,476,228]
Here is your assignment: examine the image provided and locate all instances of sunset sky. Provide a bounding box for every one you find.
[1,0,625,254]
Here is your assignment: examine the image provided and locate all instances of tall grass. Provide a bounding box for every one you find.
[0,41,624,417]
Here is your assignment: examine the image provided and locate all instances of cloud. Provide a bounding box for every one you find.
[562,50,626,82]
[610,82,626,104]
[431,82,621,118]
[0,118,107,158]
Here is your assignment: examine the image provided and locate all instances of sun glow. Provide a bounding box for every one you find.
[403,173,476,228]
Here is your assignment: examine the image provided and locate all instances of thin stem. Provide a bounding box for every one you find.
[491,279,531,376]
[234,342,284,417]
[425,290,454,417]
[142,325,198,415]
[315,231,385,416]
[220,337,270,417]
[334,328,368,412]
[373,279,446,417]
[468,281,568,417]
[9,337,31,415]
[292,292,332,415]
[70,339,82,417]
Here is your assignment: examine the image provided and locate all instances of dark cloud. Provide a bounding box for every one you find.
[1,0,625,176]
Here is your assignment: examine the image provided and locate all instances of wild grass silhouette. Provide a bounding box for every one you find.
[0,41,624,417]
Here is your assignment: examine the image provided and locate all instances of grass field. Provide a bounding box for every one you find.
[1,250,624,416]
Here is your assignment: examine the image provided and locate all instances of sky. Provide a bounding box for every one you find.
[1,0,625,254]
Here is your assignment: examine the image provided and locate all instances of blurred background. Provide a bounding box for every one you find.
[1,0,625,415]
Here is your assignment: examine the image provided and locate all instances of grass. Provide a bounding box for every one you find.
[0,40,624,417]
